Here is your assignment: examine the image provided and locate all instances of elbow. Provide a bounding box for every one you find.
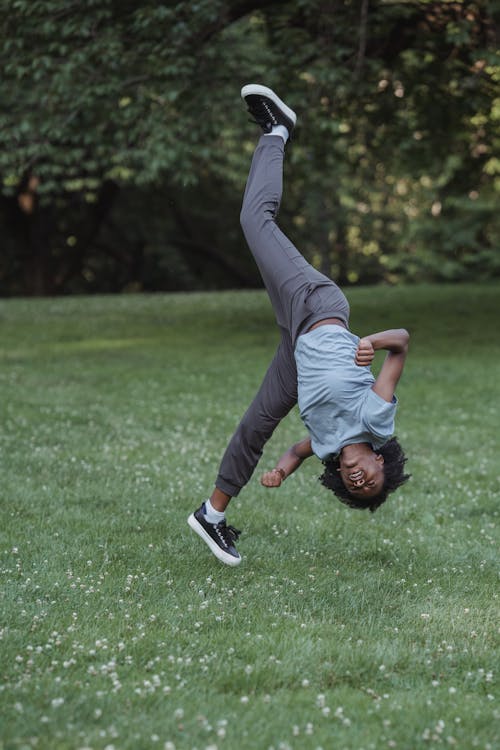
[400,328,410,352]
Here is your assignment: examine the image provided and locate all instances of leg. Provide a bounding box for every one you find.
[214,329,298,498]
[240,135,349,344]
[188,330,297,566]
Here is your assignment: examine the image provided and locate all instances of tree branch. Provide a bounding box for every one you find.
[355,0,369,78]
[188,0,284,47]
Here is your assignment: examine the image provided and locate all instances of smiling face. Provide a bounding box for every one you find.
[338,447,385,499]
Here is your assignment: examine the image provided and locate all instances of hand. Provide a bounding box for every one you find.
[260,468,285,487]
[355,337,375,366]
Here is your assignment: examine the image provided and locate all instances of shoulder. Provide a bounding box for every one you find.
[362,388,397,436]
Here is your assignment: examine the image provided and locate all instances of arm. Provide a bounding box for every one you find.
[355,328,410,403]
[261,437,313,488]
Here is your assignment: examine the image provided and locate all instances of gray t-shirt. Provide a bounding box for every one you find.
[294,325,397,460]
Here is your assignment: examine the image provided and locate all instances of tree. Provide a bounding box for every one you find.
[1,0,499,295]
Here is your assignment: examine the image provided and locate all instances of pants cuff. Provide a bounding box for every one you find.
[215,477,242,498]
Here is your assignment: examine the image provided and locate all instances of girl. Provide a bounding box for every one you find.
[188,85,410,565]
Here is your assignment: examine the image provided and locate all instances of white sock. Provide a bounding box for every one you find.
[204,498,226,524]
[263,124,289,143]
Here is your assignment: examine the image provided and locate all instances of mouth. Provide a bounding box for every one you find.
[348,470,364,481]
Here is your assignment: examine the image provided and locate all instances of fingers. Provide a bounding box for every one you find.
[355,352,374,366]
[260,471,282,487]
[355,339,374,366]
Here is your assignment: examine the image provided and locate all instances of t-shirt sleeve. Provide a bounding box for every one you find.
[362,389,398,440]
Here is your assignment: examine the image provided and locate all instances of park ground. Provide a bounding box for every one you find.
[0,283,498,750]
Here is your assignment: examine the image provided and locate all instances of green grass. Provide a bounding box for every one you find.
[0,283,498,750]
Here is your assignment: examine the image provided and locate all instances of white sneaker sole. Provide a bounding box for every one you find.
[240,84,297,127]
[187,513,242,566]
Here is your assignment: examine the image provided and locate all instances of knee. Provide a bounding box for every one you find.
[240,203,271,242]
[239,206,258,245]
[239,204,253,235]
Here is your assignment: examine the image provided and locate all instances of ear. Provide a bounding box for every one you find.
[375,453,385,465]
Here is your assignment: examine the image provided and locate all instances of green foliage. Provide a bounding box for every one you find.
[0,0,499,294]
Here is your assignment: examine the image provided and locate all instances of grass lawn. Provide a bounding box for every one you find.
[0,283,498,750]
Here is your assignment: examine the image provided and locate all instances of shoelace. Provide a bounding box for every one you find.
[246,98,278,128]
[215,520,241,547]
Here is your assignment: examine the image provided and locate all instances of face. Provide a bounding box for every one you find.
[338,451,385,498]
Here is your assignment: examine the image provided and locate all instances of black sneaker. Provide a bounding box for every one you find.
[188,503,242,566]
[241,84,297,137]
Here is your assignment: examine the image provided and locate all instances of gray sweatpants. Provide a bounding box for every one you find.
[215,135,350,497]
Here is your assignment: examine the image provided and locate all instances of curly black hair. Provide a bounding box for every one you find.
[319,437,410,513]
